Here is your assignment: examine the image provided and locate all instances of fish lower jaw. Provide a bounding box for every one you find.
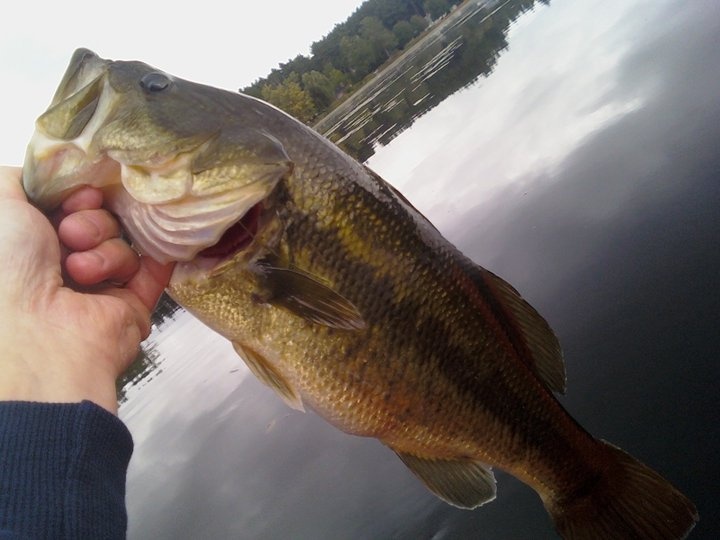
[171,258,223,285]
[170,239,256,285]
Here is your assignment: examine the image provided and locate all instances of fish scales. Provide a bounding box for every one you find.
[172,116,618,495]
[22,49,698,539]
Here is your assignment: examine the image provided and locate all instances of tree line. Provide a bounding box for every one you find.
[242,0,468,123]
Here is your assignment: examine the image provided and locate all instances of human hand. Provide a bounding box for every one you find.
[0,166,174,414]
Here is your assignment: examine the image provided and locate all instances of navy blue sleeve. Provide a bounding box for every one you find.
[0,401,133,539]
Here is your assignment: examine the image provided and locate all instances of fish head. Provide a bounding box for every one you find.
[23,48,293,264]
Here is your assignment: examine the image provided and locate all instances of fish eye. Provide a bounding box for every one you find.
[140,72,171,93]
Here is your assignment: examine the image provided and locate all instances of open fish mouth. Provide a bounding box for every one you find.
[102,177,274,264]
[197,202,263,259]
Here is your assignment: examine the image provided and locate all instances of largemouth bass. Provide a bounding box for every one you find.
[23,49,697,539]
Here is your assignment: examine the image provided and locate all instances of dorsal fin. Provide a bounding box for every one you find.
[479,268,566,393]
[394,451,496,509]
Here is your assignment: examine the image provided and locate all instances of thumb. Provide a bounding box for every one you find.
[126,256,175,315]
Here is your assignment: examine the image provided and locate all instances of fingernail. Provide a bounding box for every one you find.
[79,249,105,269]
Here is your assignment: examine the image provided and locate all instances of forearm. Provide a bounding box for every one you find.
[0,401,133,539]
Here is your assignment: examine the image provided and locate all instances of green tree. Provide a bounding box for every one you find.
[261,73,317,123]
[393,20,416,48]
[324,63,345,86]
[340,34,376,78]
[410,14,429,34]
[281,54,315,80]
[424,0,450,20]
[311,29,348,72]
[374,0,413,27]
[360,16,399,60]
[302,70,335,109]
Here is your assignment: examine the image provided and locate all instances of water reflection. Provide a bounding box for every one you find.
[121,0,719,537]
[315,0,545,162]
[118,294,181,404]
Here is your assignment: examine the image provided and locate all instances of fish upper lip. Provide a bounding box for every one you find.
[50,49,108,107]
[23,60,115,209]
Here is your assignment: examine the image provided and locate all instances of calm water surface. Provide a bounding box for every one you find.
[120,0,720,537]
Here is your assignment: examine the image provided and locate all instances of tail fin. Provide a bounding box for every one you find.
[546,441,698,539]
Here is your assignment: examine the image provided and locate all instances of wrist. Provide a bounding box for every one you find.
[0,316,122,414]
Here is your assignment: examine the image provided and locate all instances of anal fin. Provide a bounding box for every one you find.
[232,342,304,411]
[395,451,496,509]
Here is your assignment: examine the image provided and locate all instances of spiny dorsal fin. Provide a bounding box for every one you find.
[232,342,304,411]
[480,268,566,393]
[255,263,366,331]
[395,451,496,509]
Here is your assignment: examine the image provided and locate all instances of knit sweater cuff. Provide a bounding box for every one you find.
[0,400,133,539]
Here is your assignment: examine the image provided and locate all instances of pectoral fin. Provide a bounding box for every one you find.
[255,263,366,331]
[394,451,496,509]
[232,342,304,411]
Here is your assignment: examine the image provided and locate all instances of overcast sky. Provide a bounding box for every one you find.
[0,0,365,165]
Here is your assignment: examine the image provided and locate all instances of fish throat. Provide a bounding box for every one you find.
[198,202,263,259]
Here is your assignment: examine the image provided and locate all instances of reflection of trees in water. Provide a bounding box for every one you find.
[117,293,181,403]
[117,342,161,404]
[151,292,181,327]
[322,0,547,162]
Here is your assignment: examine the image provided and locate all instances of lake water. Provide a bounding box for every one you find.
[120,0,720,537]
